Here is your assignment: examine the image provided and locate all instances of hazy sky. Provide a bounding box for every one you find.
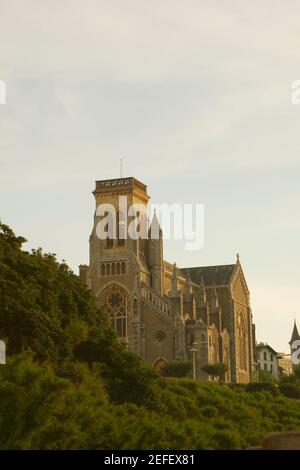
[1,0,300,353]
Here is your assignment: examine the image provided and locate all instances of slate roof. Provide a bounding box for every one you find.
[290,321,300,344]
[181,264,236,287]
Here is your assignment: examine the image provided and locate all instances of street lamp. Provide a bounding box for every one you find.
[190,342,198,380]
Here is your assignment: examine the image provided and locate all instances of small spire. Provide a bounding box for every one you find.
[172,261,178,292]
[184,269,192,295]
[236,253,240,262]
[290,319,300,344]
[149,209,162,240]
[200,275,206,302]
[212,282,219,308]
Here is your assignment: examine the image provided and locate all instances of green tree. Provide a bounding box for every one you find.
[0,222,108,364]
[258,369,277,384]
[74,329,160,406]
[292,364,300,380]
[201,363,227,381]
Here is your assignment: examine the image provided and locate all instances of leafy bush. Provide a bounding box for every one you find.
[0,353,110,449]
[201,363,227,380]
[213,430,240,450]
[258,370,278,384]
[279,382,300,399]
[201,405,218,418]
[246,382,279,395]
[160,360,192,378]
[292,365,300,380]
[74,329,160,407]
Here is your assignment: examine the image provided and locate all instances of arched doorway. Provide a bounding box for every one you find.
[152,357,167,373]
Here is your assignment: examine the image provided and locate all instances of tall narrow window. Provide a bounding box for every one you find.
[104,211,114,249]
[238,312,247,371]
[133,298,138,318]
[189,333,195,346]
[212,341,218,363]
[263,351,267,361]
[117,210,125,247]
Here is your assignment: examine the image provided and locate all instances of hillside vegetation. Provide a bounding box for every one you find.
[1,222,300,450]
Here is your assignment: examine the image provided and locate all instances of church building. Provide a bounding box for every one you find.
[79,177,255,383]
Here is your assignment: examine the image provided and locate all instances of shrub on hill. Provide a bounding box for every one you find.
[246,382,279,395]
[160,360,192,378]
[279,382,300,399]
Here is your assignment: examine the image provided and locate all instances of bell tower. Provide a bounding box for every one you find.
[79,177,150,353]
[81,177,150,295]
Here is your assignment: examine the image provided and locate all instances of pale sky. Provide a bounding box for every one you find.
[1,0,300,353]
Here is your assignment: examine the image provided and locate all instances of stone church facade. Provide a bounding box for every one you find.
[79,177,256,383]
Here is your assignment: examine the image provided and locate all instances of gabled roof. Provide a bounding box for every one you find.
[181,264,236,287]
[290,320,300,344]
[256,343,280,357]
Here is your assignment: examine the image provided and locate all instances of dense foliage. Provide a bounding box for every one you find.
[0,223,107,363]
[201,363,227,381]
[1,222,300,450]
[160,360,192,378]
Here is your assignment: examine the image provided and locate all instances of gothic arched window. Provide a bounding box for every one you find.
[189,333,195,346]
[222,346,229,382]
[104,211,115,249]
[102,288,127,338]
[212,341,218,363]
[238,312,247,371]
[133,298,138,318]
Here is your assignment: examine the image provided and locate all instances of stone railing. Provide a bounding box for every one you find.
[140,284,170,320]
[94,177,147,194]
